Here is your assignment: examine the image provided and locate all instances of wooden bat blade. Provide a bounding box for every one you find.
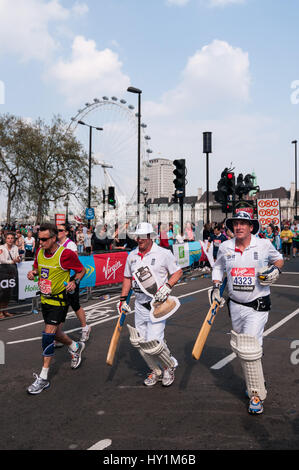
[106,318,122,366]
[106,291,132,366]
[192,300,220,360]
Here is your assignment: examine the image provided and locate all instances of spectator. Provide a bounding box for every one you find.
[207,223,227,261]
[92,225,111,252]
[265,225,276,248]
[84,228,93,255]
[280,223,294,260]
[291,222,299,258]
[24,230,36,259]
[203,223,212,242]
[0,232,21,318]
[76,227,85,254]
[15,229,25,260]
[159,223,171,250]
[184,222,195,241]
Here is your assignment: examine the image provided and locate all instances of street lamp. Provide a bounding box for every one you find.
[78,120,103,227]
[292,140,298,218]
[127,86,142,217]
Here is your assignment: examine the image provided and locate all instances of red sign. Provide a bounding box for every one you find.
[235,206,254,217]
[93,252,128,286]
[55,213,66,225]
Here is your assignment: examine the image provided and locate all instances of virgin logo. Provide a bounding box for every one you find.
[103,257,122,280]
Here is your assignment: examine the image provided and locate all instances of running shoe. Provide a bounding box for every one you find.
[144,371,162,386]
[69,341,85,369]
[248,396,264,415]
[27,373,50,395]
[80,325,91,342]
[162,367,176,387]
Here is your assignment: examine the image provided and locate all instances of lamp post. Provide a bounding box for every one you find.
[78,120,103,227]
[127,86,142,218]
[292,140,298,218]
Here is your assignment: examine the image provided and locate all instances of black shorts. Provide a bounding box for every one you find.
[66,284,81,312]
[41,302,68,326]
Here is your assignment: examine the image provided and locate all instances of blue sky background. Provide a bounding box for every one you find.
[1,0,299,206]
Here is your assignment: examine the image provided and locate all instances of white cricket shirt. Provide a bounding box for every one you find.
[212,235,283,303]
[124,242,180,304]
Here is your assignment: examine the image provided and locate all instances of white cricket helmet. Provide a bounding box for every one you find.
[226,211,260,235]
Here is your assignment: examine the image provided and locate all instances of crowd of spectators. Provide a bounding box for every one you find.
[0,217,298,261]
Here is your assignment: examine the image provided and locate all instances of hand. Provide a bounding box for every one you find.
[258,265,281,286]
[65,280,76,292]
[208,284,225,307]
[117,299,131,315]
[27,270,36,281]
[154,283,172,303]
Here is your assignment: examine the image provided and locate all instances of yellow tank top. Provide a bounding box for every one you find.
[37,245,70,306]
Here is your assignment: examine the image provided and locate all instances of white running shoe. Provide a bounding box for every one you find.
[144,371,162,386]
[27,373,50,395]
[80,326,91,342]
[162,367,175,387]
[69,342,85,369]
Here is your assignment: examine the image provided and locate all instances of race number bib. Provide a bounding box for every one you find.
[38,279,52,296]
[231,267,255,292]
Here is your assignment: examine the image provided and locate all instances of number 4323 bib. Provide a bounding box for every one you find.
[231,267,255,291]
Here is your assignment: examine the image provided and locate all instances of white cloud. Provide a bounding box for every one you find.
[71,1,89,16]
[47,35,130,106]
[208,0,246,7]
[166,0,190,5]
[0,0,69,61]
[0,0,88,62]
[144,39,250,118]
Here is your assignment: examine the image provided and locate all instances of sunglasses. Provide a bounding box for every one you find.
[39,237,52,242]
[58,229,65,232]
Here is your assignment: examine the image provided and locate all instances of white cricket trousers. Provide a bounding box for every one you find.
[229,300,269,345]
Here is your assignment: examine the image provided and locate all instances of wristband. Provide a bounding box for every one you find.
[120,296,127,301]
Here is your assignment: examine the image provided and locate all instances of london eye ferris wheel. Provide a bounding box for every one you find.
[68,95,153,212]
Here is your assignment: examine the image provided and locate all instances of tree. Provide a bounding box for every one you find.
[0,114,89,224]
[0,114,29,224]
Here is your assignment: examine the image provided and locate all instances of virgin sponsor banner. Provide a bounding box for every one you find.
[94,252,128,286]
[257,198,281,230]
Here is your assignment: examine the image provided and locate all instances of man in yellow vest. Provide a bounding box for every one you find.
[27,223,86,394]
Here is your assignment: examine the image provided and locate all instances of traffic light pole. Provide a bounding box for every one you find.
[206,152,210,224]
[180,197,184,236]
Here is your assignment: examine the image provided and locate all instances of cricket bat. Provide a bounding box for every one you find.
[192,278,227,360]
[106,290,133,366]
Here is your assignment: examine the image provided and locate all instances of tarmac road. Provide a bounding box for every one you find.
[0,258,299,457]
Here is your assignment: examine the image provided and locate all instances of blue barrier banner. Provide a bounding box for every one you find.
[188,241,203,264]
[75,256,96,288]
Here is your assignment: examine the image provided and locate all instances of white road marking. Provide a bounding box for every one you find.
[6,287,210,345]
[211,307,299,370]
[87,439,112,450]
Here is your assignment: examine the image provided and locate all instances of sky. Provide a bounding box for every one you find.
[1,0,299,211]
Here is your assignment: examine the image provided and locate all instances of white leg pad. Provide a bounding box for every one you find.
[138,338,176,369]
[127,324,162,374]
[230,330,267,401]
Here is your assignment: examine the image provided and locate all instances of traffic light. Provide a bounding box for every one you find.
[226,170,235,195]
[243,174,255,194]
[235,173,246,198]
[173,159,186,198]
[221,202,233,213]
[108,186,116,207]
[203,132,212,154]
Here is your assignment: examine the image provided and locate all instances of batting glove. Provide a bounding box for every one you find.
[258,265,281,286]
[117,297,131,315]
[208,284,225,308]
[154,283,172,303]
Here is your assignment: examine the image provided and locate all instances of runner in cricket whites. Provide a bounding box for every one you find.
[118,223,183,387]
[26,223,86,394]
[209,211,283,414]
